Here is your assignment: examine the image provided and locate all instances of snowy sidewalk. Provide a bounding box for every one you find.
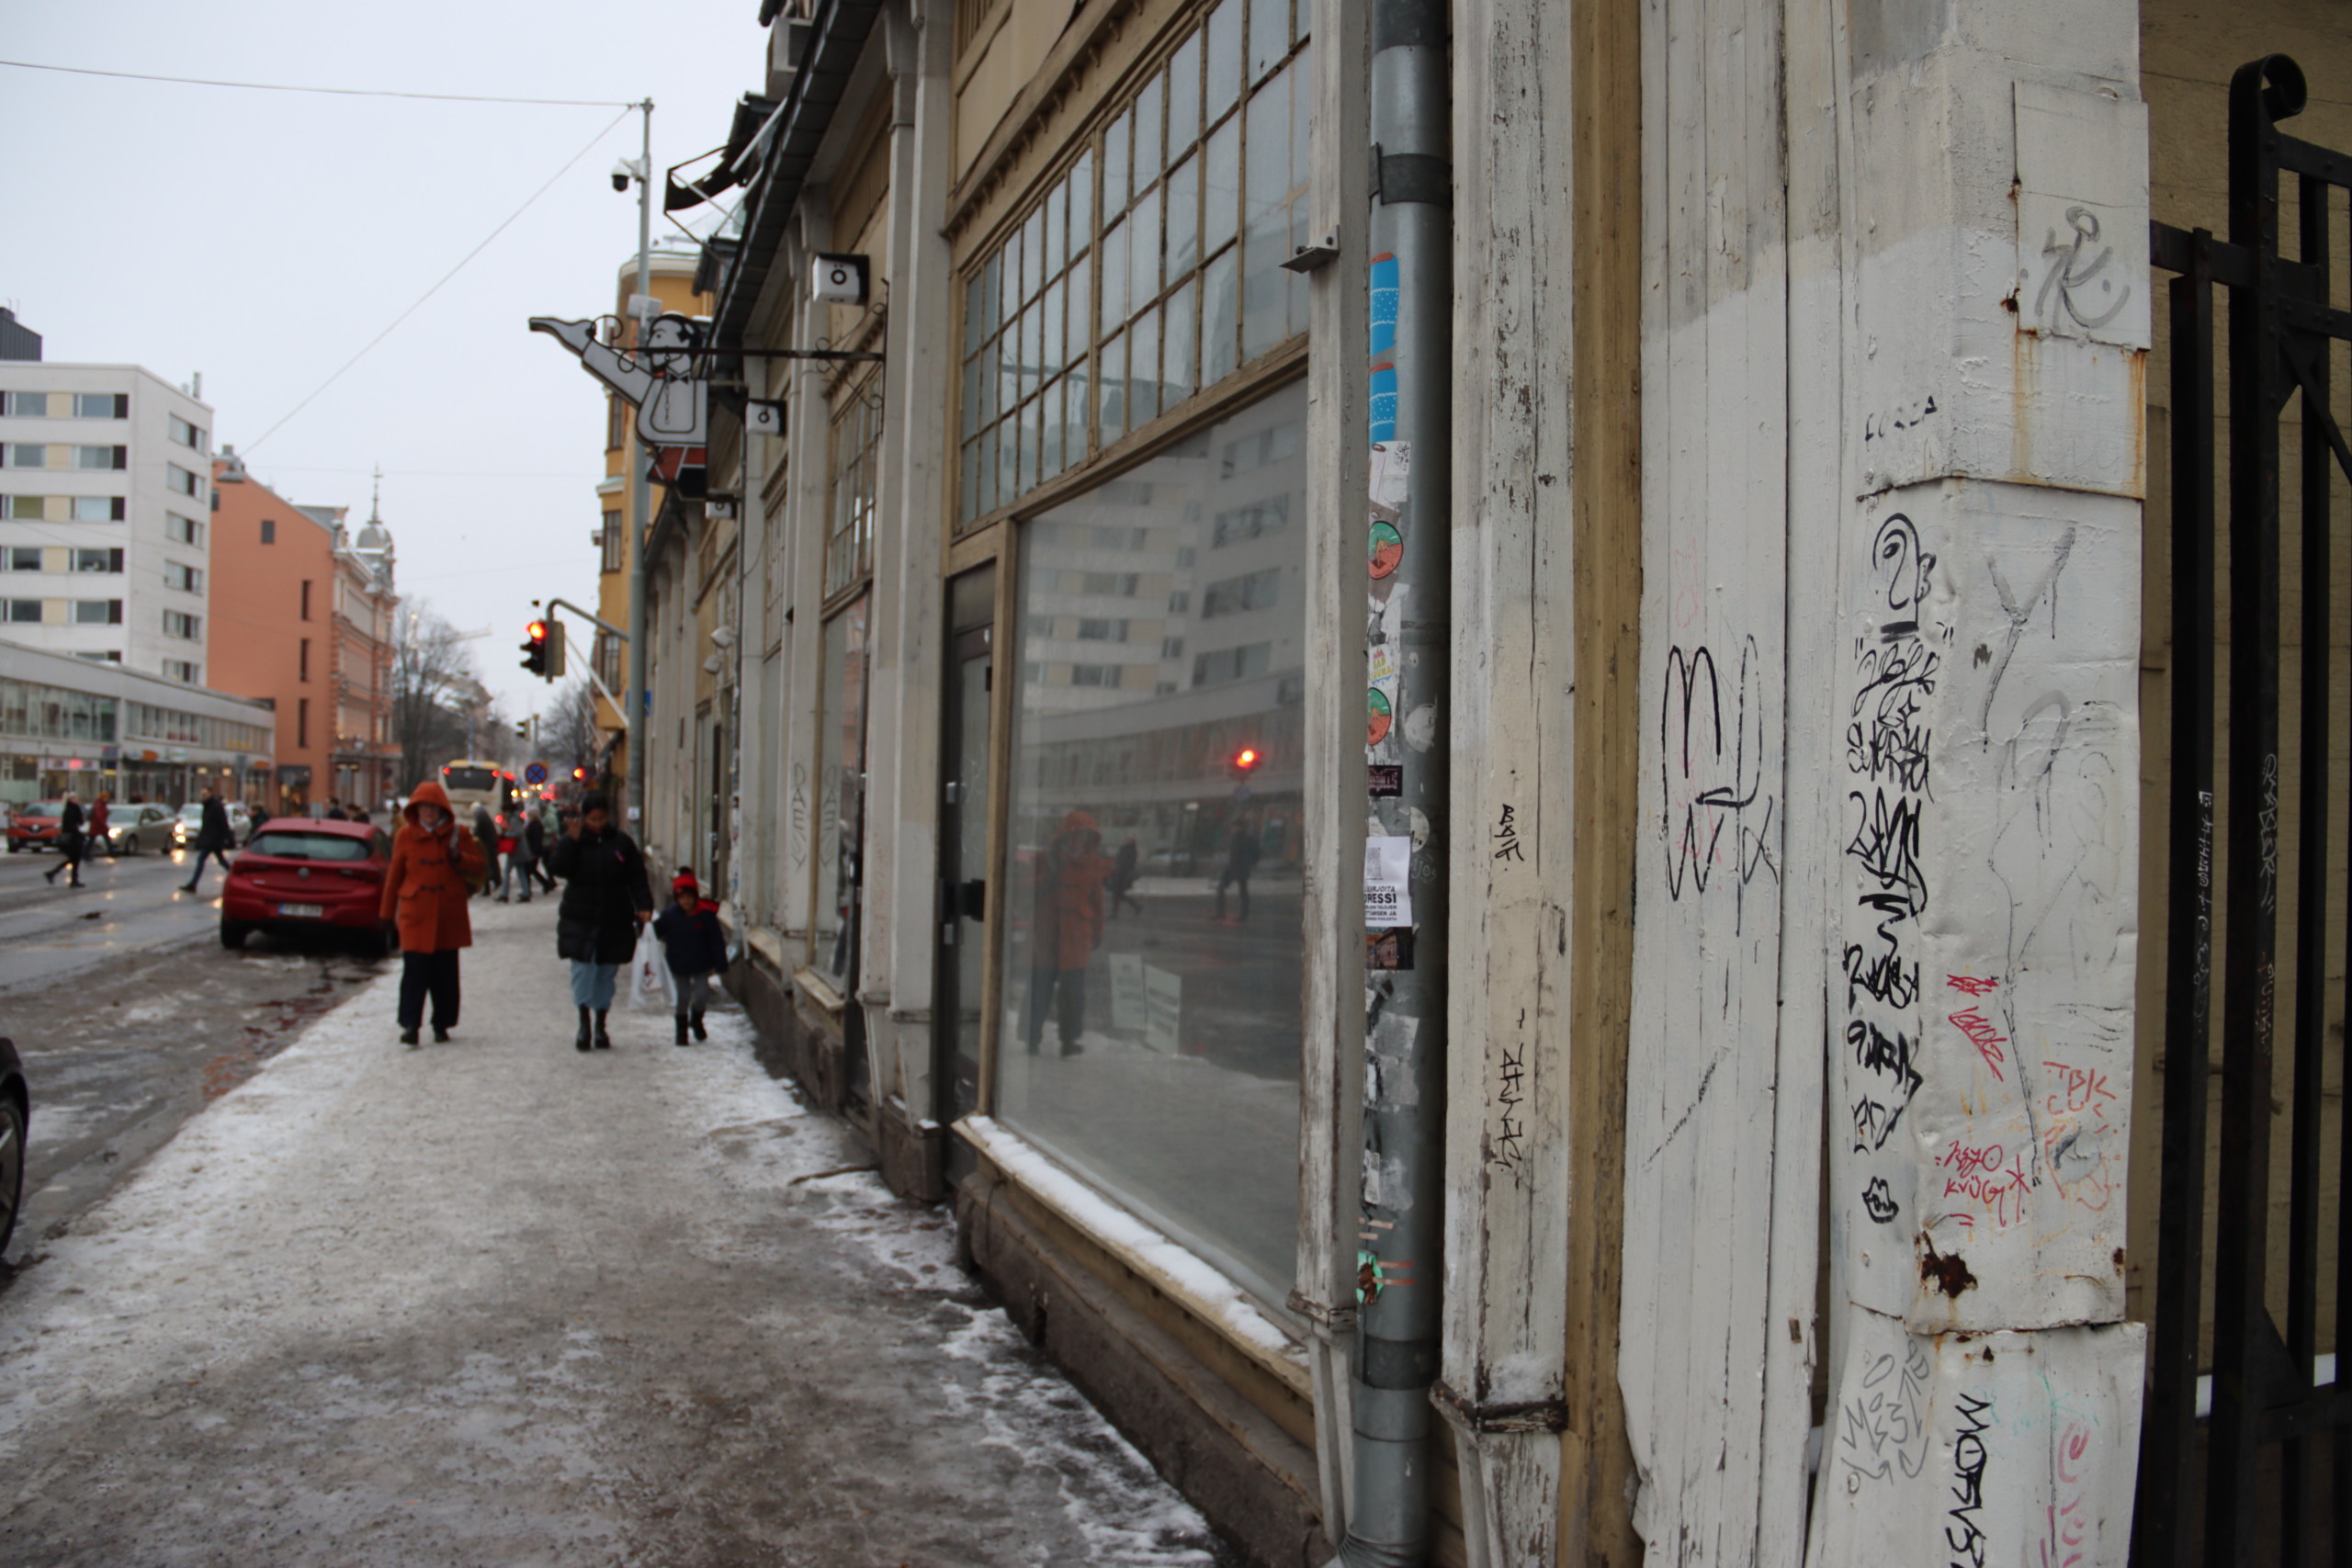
[0,899,1226,1567]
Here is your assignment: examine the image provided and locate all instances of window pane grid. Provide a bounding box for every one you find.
[825,371,886,599]
[957,4,1307,525]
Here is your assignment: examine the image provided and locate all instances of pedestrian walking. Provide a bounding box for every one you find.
[472,805,500,899]
[1212,814,1261,923]
[1107,836,1143,918]
[1023,809,1111,1056]
[651,872,729,1045]
[88,794,113,856]
[496,805,537,903]
[379,780,488,1048]
[248,803,272,840]
[44,794,86,887]
[179,789,234,894]
[547,792,652,1053]
[533,799,560,892]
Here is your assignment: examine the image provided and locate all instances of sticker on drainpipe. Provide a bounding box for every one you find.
[1364,834,1413,927]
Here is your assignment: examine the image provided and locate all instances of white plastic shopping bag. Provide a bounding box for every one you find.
[628,929,673,1010]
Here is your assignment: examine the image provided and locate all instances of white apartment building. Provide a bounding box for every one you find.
[0,363,214,682]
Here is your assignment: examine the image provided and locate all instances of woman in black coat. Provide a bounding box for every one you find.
[546,792,651,1052]
[44,795,85,887]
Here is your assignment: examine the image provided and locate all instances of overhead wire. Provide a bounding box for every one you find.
[241,104,637,454]
[0,58,636,107]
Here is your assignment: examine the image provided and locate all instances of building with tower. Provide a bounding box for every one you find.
[207,453,400,813]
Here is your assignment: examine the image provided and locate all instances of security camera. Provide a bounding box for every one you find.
[611,160,636,192]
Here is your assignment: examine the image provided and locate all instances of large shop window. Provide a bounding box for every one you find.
[996,378,1306,1308]
[813,596,870,983]
[957,0,1311,525]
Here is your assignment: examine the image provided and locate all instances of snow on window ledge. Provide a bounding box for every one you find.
[958,1112,1308,1393]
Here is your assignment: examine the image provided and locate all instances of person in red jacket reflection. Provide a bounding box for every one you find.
[1023,809,1112,1058]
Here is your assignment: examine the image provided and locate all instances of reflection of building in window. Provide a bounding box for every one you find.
[956,0,1312,525]
[994,376,1310,1311]
[1192,641,1270,686]
[1201,567,1278,616]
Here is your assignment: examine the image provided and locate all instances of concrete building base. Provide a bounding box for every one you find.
[956,1163,1334,1568]
[873,1101,945,1201]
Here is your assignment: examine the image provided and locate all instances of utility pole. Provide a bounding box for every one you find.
[626,98,655,831]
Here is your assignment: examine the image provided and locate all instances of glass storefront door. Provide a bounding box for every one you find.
[937,566,996,1179]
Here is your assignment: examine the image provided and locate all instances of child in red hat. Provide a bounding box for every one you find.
[650,870,729,1044]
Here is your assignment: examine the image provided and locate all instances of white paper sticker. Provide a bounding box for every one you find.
[1110,953,1147,1031]
[1144,964,1183,1054]
[1368,644,1397,684]
[1365,834,1414,928]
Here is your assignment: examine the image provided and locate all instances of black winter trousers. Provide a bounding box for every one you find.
[399,949,462,1031]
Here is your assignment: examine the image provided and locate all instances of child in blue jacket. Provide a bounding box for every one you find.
[650,871,729,1044]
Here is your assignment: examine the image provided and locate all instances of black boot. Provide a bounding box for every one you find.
[593,1010,612,1050]
[690,1008,707,1042]
[575,1006,593,1053]
[400,1027,420,1048]
[674,1014,690,1046]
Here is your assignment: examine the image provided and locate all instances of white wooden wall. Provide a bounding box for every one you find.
[1618,0,1818,1553]
[1615,0,2152,1562]
[1440,0,1581,1556]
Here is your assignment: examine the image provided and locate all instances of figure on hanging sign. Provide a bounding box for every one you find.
[529,312,711,496]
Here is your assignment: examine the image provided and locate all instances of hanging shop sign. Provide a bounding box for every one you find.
[530,313,712,498]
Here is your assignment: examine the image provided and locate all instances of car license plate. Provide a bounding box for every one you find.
[277,903,325,919]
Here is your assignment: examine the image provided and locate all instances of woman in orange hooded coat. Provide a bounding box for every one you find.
[1022,809,1112,1056]
[380,780,488,1047]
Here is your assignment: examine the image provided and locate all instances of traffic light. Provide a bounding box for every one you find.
[1232,745,1261,773]
[514,720,529,740]
[571,766,588,782]
[520,619,548,676]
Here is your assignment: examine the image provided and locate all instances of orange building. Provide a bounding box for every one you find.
[207,451,400,812]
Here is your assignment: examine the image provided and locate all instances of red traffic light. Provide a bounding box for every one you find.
[571,766,588,781]
[1234,747,1261,771]
[526,619,548,640]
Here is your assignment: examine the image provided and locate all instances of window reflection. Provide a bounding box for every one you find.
[996,378,1307,1308]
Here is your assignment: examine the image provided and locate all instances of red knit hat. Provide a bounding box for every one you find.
[673,873,699,895]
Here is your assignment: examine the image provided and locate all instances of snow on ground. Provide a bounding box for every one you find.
[0,904,1231,1566]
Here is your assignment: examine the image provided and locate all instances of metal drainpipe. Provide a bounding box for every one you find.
[1335,0,1449,1562]
[626,101,654,831]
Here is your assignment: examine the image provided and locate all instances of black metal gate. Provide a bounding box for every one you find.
[2139,53,2352,1567]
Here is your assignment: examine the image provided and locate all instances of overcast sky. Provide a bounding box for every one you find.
[2,0,767,724]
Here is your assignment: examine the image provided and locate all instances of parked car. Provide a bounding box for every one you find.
[0,1034,27,1258]
[6,801,64,853]
[104,804,177,856]
[219,818,393,955]
[172,801,250,850]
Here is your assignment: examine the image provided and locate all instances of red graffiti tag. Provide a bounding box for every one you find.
[1949,1005,2010,1080]
[1946,974,2000,997]
[1938,1141,2032,1227]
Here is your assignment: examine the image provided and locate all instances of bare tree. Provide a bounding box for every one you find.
[541,678,605,786]
[390,609,481,789]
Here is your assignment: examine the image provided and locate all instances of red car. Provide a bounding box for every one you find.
[6,801,65,852]
[220,818,394,956]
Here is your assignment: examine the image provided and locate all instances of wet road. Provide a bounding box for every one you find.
[0,844,226,992]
